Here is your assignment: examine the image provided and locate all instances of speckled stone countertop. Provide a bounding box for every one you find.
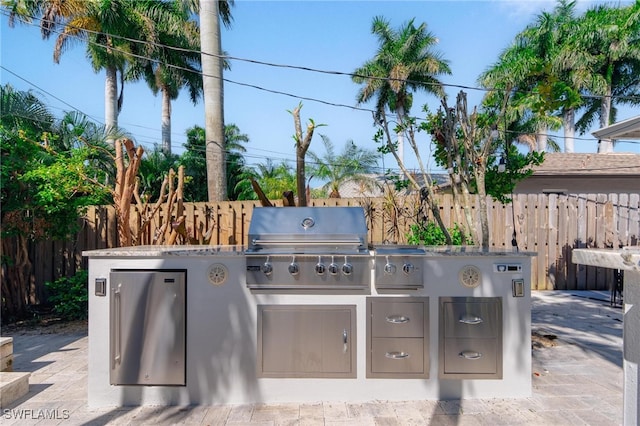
[82,245,245,257]
[572,247,640,271]
[83,245,535,258]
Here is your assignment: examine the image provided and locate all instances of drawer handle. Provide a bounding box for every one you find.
[385,315,410,324]
[459,315,483,325]
[385,351,410,359]
[459,351,483,360]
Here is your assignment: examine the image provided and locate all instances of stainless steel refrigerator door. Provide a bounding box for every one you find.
[109,270,186,386]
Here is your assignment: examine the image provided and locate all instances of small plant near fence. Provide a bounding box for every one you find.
[44,270,88,320]
[407,222,470,246]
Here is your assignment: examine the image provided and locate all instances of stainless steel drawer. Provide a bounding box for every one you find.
[371,338,425,374]
[441,338,501,377]
[370,300,425,337]
[442,299,500,338]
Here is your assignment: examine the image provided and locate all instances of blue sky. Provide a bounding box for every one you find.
[2,0,638,175]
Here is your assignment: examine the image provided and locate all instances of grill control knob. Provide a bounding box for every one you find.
[315,262,326,275]
[342,262,353,276]
[329,261,339,275]
[402,262,415,275]
[262,259,273,276]
[384,262,397,275]
[288,261,300,276]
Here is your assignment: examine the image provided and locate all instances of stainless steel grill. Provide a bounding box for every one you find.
[245,207,371,291]
[373,246,425,290]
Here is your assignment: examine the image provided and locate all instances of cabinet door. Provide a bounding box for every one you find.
[110,270,186,386]
[258,305,356,378]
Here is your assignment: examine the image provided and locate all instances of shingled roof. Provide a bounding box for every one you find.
[530,153,640,176]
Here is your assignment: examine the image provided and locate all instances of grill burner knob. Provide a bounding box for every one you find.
[262,260,273,276]
[402,262,415,275]
[315,262,326,275]
[288,261,300,276]
[384,262,397,275]
[342,262,353,276]
[329,262,339,275]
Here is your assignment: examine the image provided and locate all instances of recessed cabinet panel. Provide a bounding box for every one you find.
[439,297,502,380]
[258,305,356,378]
[371,338,425,374]
[442,338,500,375]
[371,301,425,337]
[367,297,429,379]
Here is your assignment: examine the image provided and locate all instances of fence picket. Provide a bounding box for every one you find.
[15,193,639,298]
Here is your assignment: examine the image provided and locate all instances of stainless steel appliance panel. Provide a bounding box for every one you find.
[109,270,186,386]
[442,299,500,338]
[370,337,425,374]
[370,300,425,337]
[442,338,500,375]
[258,305,356,378]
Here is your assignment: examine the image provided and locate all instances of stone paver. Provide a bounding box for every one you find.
[1,291,624,425]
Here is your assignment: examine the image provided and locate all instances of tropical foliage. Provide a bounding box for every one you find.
[307,135,379,198]
[1,85,111,319]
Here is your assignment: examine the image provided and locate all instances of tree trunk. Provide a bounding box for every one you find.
[1,234,33,319]
[536,123,548,152]
[161,85,172,155]
[563,108,575,153]
[200,0,227,201]
[291,104,315,207]
[105,65,119,147]
[597,86,614,153]
[475,168,490,249]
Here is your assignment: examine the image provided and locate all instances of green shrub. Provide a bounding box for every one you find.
[407,222,470,246]
[45,270,88,320]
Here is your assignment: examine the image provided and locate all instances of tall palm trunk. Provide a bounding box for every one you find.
[161,85,172,155]
[598,85,614,153]
[563,108,575,153]
[536,123,548,152]
[200,0,226,201]
[105,66,119,147]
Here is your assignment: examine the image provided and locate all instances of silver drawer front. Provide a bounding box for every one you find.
[371,338,425,374]
[442,300,500,338]
[371,301,425,337]
[442,338,500,375]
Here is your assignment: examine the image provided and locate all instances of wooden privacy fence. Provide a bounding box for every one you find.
[32,193,639,294]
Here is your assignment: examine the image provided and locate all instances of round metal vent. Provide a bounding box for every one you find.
[458,265,481,288]
[207,263,228,286]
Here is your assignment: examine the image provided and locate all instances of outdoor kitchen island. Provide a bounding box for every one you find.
[84,207,535,407]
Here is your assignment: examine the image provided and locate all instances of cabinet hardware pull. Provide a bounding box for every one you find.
[113,284,122,366]
[459,315,483,325]
[343,329,348,354]
[385,315,409,324]
[385,351,410,359]
[459,351,482,360]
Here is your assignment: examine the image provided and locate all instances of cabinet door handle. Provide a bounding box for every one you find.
[343,329,348,354]
[385,315,409,324]
[112,284,122,366]
[459,351,482,360]
[385,351,410,359]
[459,315,483,325]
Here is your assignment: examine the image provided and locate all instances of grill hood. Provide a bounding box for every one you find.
[246,206,369,253]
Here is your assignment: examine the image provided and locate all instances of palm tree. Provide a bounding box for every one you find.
[479,0,575,152]
[307,135,379,198]
[5,0,189,147]
[353,16,451,165]
[562,2,640,152]
[198,0,234,201]
[178,123,247,201]
[125,2,203,155]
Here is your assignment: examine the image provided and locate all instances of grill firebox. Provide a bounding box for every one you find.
[245,207,371,291]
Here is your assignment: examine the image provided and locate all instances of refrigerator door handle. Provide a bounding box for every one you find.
[112,284,122,367]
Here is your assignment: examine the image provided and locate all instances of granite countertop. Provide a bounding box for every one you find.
[83,245,535,258]
[82,245,245,257]
[572,247,640,271]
